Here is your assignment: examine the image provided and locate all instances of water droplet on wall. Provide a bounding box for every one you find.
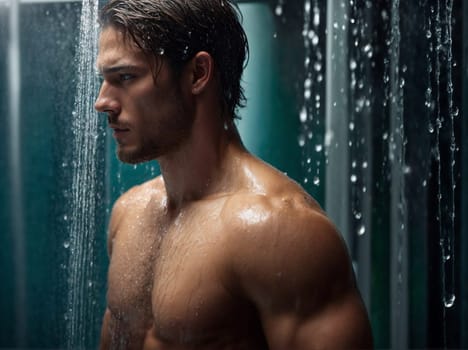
[298,134,306,147]
[358,225,366,236]
[444,294,456,308]
[299,107,307,123]
[275,5,283,16]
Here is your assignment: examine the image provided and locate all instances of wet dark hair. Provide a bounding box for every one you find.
[99,0,249,120]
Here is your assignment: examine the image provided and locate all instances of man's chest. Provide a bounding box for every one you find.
[106,213,246,344]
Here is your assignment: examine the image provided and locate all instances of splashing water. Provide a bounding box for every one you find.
[65,0,101,348]
[386,1,409,348]
[301,0,325,190]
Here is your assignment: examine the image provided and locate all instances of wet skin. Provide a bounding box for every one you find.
[96,27,373,349]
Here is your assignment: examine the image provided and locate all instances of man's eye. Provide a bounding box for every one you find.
[120,74,134,81]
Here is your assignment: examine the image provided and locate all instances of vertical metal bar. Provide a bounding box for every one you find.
[8,0,27,346]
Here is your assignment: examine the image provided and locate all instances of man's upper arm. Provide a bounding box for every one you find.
[231,205,373,349]
[106,190,131,256]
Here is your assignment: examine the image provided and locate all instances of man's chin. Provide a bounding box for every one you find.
[116,148,157,164]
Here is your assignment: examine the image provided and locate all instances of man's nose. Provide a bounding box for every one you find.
[94,82,120,115]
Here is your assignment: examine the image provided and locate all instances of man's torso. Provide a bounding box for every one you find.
[105,159,309,349]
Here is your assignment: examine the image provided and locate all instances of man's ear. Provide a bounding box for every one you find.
[190,51,214,95]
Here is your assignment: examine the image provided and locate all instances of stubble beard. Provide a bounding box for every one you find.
[116,102,194,165]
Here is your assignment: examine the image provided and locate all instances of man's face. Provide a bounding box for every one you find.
[95,26,194,164]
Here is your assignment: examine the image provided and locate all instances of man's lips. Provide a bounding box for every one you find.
[109,124,130,131]
[109,125,130,138]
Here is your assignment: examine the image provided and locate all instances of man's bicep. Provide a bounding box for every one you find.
[261,288,373,350]
[106,195,128,256]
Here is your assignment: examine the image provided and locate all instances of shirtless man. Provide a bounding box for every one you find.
[94,0,373,349]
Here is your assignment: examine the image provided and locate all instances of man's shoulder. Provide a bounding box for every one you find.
[109,176,166,227]
[221,180,330,238]
[221,183,350,282]
[113,175,166,210]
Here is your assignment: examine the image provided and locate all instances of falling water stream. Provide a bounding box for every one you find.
[65,0,101,348]
[428,0,457,345]
[299,0,325,191]
[299,0,458,348]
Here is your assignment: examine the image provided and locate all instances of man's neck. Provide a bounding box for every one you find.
[158,117,245,212]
